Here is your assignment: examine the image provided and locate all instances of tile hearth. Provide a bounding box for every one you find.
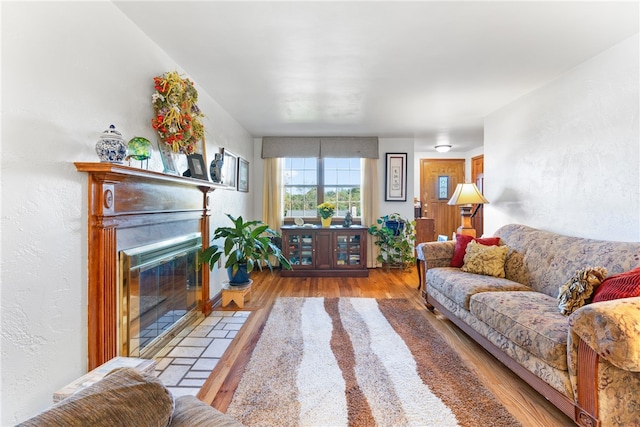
[153,310,250,397]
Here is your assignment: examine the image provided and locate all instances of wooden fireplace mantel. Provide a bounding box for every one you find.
[75,162,224,369]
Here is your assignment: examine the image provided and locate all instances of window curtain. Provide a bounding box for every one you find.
[362,158,380,268]
[262,157,283,233]
[262,157,283,266]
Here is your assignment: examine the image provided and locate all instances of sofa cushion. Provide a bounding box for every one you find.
[450,234,501,267]
[169,395,245,427]
[470,292,569,370]
[18,367,174,427]
[426,268,531,310]
[461,241,509,278]
[592,267,640,303]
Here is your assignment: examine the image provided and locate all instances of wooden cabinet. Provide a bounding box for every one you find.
[281,226,368,277]
[415,218,436,243]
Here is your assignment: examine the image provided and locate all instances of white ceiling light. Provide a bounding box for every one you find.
[434,144,452,153]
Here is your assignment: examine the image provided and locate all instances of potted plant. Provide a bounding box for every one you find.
[368,213,416,270]
[201,214,292,284]
[317,202,336,227]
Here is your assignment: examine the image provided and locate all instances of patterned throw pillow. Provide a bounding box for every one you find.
[461,240,509,278]
[450,234,501,268]
[557,266,608,315]
[592,266,640,302]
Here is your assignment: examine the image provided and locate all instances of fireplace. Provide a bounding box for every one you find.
[120,233,202,358]
[76,163,223,369]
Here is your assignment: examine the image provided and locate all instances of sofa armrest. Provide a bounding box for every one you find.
[419,241,455,270]
[18,368,174,427]
[568,296,640,371]
[169,395,245,427]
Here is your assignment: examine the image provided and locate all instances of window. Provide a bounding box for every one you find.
[283,158,361,220]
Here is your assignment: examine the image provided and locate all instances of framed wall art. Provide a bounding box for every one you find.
[187,154,208,181]
[238,157,249,192]
[224,150,237,190]
[385,152,407,201]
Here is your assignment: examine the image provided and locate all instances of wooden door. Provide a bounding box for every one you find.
[471,155,484,237]
[420,159,465,239]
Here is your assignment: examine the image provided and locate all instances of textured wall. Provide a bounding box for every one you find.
[1,3,253,423]
[484,34,639,242]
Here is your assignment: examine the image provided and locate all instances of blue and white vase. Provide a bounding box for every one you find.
[96,124,127,163]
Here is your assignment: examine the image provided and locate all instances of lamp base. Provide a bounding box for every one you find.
[457,205,477,238]
[456,225,476,238]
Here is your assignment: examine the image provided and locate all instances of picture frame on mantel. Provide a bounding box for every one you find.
[238,157,249,192]
[224,150,237,190]
[187,153,208,181]
[157,141,178,175]
[385,152,407,201]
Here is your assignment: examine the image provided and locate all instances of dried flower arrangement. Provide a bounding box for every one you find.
[151,71,205,154]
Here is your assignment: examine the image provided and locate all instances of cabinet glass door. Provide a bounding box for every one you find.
[287,233,314,266]
[335,233,361,266]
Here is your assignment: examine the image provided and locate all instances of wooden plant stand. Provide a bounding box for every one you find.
[221,280,252,309]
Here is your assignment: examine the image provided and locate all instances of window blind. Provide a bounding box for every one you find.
[261,136,378,159]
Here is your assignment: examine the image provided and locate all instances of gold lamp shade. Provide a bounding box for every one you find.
[448,183,489,237]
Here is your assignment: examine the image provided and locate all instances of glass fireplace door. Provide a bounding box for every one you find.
[120,233,202,358]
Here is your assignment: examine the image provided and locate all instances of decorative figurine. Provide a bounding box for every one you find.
[343,210,353,227]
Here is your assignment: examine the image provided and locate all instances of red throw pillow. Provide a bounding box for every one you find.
[592,266,640,302]
[450,234,501,268]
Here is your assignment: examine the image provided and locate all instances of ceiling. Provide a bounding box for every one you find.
[115,1,639,152]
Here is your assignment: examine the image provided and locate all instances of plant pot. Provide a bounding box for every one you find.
[227,264,250,285]
[321,217,332,228]
[384,220,405,236]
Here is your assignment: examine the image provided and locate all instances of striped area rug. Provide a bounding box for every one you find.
[226,297,521,427]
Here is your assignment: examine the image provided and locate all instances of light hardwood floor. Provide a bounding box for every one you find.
[197,268,572,427]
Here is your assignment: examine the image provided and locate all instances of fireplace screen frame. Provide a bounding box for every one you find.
[119,232,202,359]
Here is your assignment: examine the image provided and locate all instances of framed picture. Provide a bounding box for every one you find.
[157,140,178,175]
[438,176,449,200]
[238,157,249,192]
[187,154,208,181]
[224,150,237,190]
[385,152,407,201]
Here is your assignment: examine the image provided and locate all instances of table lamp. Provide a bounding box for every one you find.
[447,183,489,237]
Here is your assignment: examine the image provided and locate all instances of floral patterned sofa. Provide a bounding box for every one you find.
[420,224,640,427]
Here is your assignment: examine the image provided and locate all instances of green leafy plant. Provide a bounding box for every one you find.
[367,213,416,269]
[201,214,292,279]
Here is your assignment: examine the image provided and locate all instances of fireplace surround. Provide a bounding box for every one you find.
[76,163,224,369]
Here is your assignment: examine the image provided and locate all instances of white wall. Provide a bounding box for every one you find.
[1,3,253,423]
[378,138,416,221]
[484,34,639,241]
